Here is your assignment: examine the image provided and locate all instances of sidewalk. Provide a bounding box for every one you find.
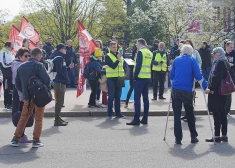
[0,88,234,117]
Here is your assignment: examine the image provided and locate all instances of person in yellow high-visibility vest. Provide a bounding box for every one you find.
[152,42,169,100]
[105,41,126,118]
[126,38,153,125]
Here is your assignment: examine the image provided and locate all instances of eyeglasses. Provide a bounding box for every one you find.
[23,54,31,58]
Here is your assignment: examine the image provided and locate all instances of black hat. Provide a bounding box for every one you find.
[56,43,66,50]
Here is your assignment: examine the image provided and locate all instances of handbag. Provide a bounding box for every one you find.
[218,61,235,95]
[12,102,34,127]
[117,61,125,88]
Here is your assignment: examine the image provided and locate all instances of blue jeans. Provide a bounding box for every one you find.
[202,67,211,81]
[134,79,151,122]
[172,89,198,141]
[107,79,122,117]
[70,68,75,87]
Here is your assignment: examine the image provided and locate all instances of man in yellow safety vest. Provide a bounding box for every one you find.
[152,42,169,100]
[126,38,153,125]
[105,41,126,118]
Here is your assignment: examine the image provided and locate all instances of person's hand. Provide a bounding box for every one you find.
[205,89,210,94]
[229,63,234,67]
[159,62,162,66]
[166,72,168,75]
[69,63,74,68]
[117,54,121,61]
[123,74,127,78]
[74,64,77,67]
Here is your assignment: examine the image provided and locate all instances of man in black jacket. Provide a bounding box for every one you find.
[150,39,159,53]
[11,48,50,148]
[43,37,54,58]
[65,40,77,88]
[198,41,212,81]
[225,41,235,115]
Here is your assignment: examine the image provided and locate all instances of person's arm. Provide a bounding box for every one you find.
[93,62,106,75]
[105,55,119,69]
[15,70,22,92]
[170,61,175,81]
[37,64,51,88]
[133,51,143,80]
[54,57,67,80]
[151,51,158,66]
[193,59,207,90]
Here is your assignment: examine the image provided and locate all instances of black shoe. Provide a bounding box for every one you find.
[54,120,68,126]
[181,116,188,122]
[140,119,148,125]
[206,137,221,143]
[59,118,68,124]
[62,105,65,108]
[159,96,166,100]
[152,97,157,100]
[220,136,228,142]
[116,114,126,118]
[175,139,182,145]
[126,120,140,126]
[191,137,199,143]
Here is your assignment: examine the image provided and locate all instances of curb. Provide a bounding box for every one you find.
[0,110,234,118]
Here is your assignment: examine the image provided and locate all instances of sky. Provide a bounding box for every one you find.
[1,0,21,21]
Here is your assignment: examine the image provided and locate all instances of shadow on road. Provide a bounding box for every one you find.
[0,145,40,165]
[96,118,121,130]
[128,125,149,136]
[41,126,61,137]
[209,143,235,156]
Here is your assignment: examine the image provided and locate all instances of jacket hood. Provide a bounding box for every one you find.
[50,50,64,59]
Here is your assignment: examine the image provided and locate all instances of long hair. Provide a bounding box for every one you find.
[185,39,194,49]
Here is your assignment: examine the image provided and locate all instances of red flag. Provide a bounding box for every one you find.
[9,25,27,55]
[20,16,40,45]
[76,20,98,97]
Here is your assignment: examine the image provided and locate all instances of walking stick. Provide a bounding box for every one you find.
[201,87,216,145]
[163,93,171,141]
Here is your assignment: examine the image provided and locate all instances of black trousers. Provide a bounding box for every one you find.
[3,77,12,106]
[225,94,232,114]
[88,80,98,106]
[153,71,166,98]
[125,69,134,105]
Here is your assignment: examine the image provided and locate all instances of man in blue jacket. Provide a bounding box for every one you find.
[65,40,78,88]
[170,44,207,144]
[50,44,69,126]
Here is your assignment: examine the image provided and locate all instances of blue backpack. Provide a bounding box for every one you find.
[83,62,94,79]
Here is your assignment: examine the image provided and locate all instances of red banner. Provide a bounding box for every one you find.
[9,25,36,56]
[20,16,40,45]
[76,20,97,97]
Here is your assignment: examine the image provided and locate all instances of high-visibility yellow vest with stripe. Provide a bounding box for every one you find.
[134,48,153,78]
[106,53,124,78]
[152,52,167,71]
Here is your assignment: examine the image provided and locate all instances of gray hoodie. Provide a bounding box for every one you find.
[11,59,24,101]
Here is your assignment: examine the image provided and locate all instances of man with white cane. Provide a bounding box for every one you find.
[170,44,207,144]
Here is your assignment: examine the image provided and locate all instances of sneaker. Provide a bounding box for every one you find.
[124,104,128,108]
[191,137,199,143]
[19,135,32,143]
[159,96,166,100]
[96,100,101,105]
[10,137,19,147]
[54,120,68,126]
[116,113,126,118]
[99,104,107,108]
[220,136,228,142]
[32,140,44,148]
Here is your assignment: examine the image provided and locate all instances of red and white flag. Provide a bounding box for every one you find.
[20,16,40,45]
[9,25,27,55]
[76,20,98,97]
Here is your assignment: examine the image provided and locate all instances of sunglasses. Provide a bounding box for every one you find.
[23,54,31,58]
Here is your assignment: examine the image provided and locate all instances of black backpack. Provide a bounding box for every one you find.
[28,65,52,107]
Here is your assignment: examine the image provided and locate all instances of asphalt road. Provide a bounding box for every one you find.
[1,116,235,168]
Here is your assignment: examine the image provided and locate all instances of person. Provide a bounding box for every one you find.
[185,39,202,68]
[88,48,106,108]
[0,42,14,110]
[205,47,230,143]
[95,40,107,106]
[225,41,235,115]
[170,39,180,61]
[150,39,159,52]
[43,37,54,58]
[22,38,30,50]
[105,41,126,118]
[10,48,51,148]
[126,38,153,125]
[11,47,31,143]
[152,42,169,100]
[124,44,137,108]
[111,36,123,55]
[36,41,47,60]
[50,44,69,126]
[198,41,212,81]
[65,40,77,88]
[170,44,207,144]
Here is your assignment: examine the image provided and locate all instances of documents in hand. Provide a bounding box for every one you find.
[124,58,135,66]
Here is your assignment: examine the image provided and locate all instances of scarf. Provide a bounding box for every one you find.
[208,55,226,85]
